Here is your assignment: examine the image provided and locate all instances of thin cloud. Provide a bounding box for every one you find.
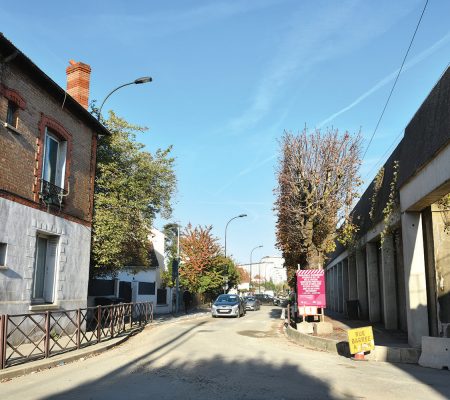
[92,0,282,40]
[224,1,418,136]
[318,32,450,128]
[214,153,277,195]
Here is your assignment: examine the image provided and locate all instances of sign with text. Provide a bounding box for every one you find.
[296,269,326,308]
[298,306,318,316]
[347,326,375,354]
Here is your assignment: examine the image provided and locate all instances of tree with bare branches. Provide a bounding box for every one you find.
[274,128,361,280]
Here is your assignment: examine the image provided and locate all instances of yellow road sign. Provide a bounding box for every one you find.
[347,326,375,354]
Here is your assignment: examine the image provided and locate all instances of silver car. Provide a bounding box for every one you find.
[211,294,246,318]
[244,297,261,311]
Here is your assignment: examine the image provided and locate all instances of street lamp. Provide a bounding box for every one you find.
[97,76,152,120]
[249,245,263,293]
[223,275,229,294]
[224,214,247,258]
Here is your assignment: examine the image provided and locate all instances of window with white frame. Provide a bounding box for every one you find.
[32,234,59,303]
[42,128,67,189]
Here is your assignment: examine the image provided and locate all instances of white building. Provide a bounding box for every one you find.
[88,228,173,314]
[237,256,286,293]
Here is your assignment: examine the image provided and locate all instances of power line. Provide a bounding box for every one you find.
[363,61,450,185]
[363,129,403,181]
[362,0,429,161]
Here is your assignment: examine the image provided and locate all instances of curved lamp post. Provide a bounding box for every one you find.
[249,245,263,292]
[224,214,247,258]
[97,76,152,121]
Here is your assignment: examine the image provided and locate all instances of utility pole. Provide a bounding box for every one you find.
[176,225,180,313]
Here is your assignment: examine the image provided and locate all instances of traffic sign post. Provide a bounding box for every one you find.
[347,326,375,361]
[296,269,326,321]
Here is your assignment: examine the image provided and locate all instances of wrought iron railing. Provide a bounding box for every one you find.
[0,302,153,369]
[39,179,68,207]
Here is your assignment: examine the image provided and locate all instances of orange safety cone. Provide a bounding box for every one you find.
[352,351,366,361]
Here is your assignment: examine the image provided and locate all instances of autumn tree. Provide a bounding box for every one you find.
[91,111,176,277]
[179,224,240,299]
[274,128,361,281]
[236,267,250,283]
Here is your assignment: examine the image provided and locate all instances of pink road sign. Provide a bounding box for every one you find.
[296,269,326,308]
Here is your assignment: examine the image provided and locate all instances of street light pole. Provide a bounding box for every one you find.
[224,214,247,258]
[250,245,263,293]
[176,225,180,313]
[97,76,152,121]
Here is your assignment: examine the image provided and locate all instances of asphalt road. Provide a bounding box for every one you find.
[1,307,450,400]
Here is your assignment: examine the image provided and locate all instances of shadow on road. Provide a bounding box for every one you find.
[43,319,343,400]
[266,307,282,319]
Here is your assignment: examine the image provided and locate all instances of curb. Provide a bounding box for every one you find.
[284,325,421,364]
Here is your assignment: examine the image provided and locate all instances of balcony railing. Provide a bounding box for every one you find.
[39,179,68,207]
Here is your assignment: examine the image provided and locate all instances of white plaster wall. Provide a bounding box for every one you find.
[117,269,157,304]
[150,228,166,271]
[0,198,91,315]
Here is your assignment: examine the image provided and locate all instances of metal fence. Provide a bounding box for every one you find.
[0,302,153,369]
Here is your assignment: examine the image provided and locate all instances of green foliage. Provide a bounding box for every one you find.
[369,167,384,221]
[381,161,399,243]
[437,193,450,233]
[91,111,176,277]
[163,222,180,261]
[264,279,276,291]
[337,216,360,250]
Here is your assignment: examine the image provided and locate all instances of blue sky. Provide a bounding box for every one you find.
[2,1,449,265]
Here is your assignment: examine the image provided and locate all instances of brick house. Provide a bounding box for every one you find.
[0,34,109,314]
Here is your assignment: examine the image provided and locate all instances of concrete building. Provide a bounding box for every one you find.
[325,66,450,350]
[238,256,286,293]
[0,34,109,315]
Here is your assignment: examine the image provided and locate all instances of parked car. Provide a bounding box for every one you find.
[211,294,246,318]
[244,297,261,311]
[254,293,273,305]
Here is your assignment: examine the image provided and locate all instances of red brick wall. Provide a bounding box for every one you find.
[66,61,91,110]
[0,65,96,225]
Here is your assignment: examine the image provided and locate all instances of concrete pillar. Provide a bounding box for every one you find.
[395,231,408,332]
[333,265,338,312]
[338,262,343,313]
[366,242,381,322]
[326,269,330,307]
[342,258,349,315]
[401,211,429,348]
[328,269,332,309]
[381,234,398,329]
[356,248,369,319]
[348,255,358,299]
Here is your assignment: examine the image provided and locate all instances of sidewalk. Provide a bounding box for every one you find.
[284,309,421,364]
[0,307,211,382]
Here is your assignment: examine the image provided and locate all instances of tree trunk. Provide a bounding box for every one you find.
[306,247,323,270]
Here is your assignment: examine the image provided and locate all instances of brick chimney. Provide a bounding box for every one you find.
[66,60,91,109]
